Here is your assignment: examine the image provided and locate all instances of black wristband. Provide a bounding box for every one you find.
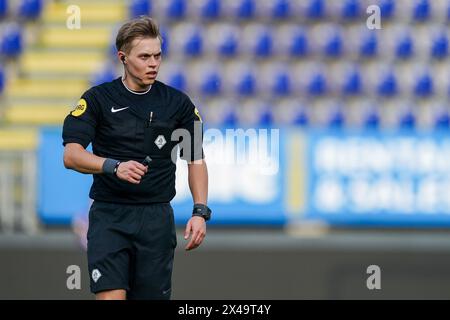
[102,158,120,175]
[192,203,212,221]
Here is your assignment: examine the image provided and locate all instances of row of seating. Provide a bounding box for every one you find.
[0,0,42,21]
[129,0,450,22]
[195,97,450,129]
[107,22,449,60]
[92,60,450,98]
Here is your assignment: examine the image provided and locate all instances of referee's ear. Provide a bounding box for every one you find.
[118,52,126,65]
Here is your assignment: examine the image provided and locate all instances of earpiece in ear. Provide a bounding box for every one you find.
[121,56,126,64]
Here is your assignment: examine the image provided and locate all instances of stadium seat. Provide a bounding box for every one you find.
[0,0,8,19]
[200,69,222,96]
[434,110,450,130]
[326,33,343,58]
[0,24,23,58]
[290,28,308,57]
[360,30,378,58]
[395,31,414,59]
[129,0,152,18]
[377,71,398,96]
[292,108,309,126]
[307,70,327,96]
[398,110,416,129]
[379,0,395,19]
[165,0,186,19]
[412,0,431,21]
[342,67,363,96]
[236,0,255,19]
[206,24,239,57]
[327,108,345,128]
[414,71,433,97]
[171,23,203,57]
[168,71,186,92]
[221,109,238,127]
[431,31,448,59]
[18,0,43,20]
[258,109,274,126]
[328,0,360,20]
[304,0,325,20]
[242,24,273,58]
[199,0,221,19]
[363,108,381,129]
[237,72,256,96]
[160,26,169,56]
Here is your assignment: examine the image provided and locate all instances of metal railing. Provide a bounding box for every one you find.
[0,150,39,234]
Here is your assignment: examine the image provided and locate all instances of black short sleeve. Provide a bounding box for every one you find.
[62,90,101,149]
[177,96,205,162]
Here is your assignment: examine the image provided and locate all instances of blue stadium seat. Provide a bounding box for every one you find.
[219,33,238,57]
[342,67,362,96]
[258,109,274,126]
[434,110,450,130]
[129,0,152,18]
[363,109,380,129]
[395,32,414,59]
[184,30,203,56]
[412,0,430,21]
[292,108,309,126]
[431,31,448,59]
[168,71,186,92]
[324,29,343,58]
[273,0,291,18]
[0,65,4,94]
[305,0,325,19]
[307,71,327,96]
[414,72,433,97]
[328,108,345,129]
[377,71,398,96]
[360,31,378,58]
[341,0,360,20]
[291,28,308,57]
[200,0,221,19]
[398,110,416,129]
[0,0,8,19]
[165,0,186,19]
[222,110,238,127]
[236,72,256,96]
[254,29,273,57]
[273,71,291,96]
[18,0,43,20]
[237,0,255,19]
[0,24,23,58]
[379,0,395,19]
[200,70,222,96]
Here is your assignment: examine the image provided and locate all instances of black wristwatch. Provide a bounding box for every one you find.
[192,204,211,221]
[113,161,121,176]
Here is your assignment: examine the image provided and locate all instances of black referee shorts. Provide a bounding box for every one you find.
[87,201,177,300]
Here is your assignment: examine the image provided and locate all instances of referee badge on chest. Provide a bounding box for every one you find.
[155,135,167,149]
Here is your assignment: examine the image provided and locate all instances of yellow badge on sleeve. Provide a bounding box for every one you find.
[71,99,87,117]
[194,107,203,122]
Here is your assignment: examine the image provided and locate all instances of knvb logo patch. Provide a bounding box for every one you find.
[92,269,102,283]
[155,135,167,149]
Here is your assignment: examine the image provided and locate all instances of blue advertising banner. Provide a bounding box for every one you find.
[37,127,287,226]
[306,130,450,226]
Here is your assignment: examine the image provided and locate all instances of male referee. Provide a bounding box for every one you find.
[62,17,211,300]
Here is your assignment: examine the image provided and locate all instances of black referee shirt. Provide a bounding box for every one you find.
[62,77,204,204]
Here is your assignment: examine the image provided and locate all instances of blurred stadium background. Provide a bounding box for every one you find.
[1,0,450,299]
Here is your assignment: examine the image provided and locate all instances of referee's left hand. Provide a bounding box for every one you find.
[184,216,206,251]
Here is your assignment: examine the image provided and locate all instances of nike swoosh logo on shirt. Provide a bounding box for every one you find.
[111,107,129,113]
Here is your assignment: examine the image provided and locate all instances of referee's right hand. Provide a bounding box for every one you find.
[116,161,148,184]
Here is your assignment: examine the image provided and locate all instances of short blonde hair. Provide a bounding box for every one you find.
[115,16,163,54]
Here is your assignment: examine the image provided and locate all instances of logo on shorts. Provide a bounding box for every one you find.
[92,269,102,283]
[155,135,167,149]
